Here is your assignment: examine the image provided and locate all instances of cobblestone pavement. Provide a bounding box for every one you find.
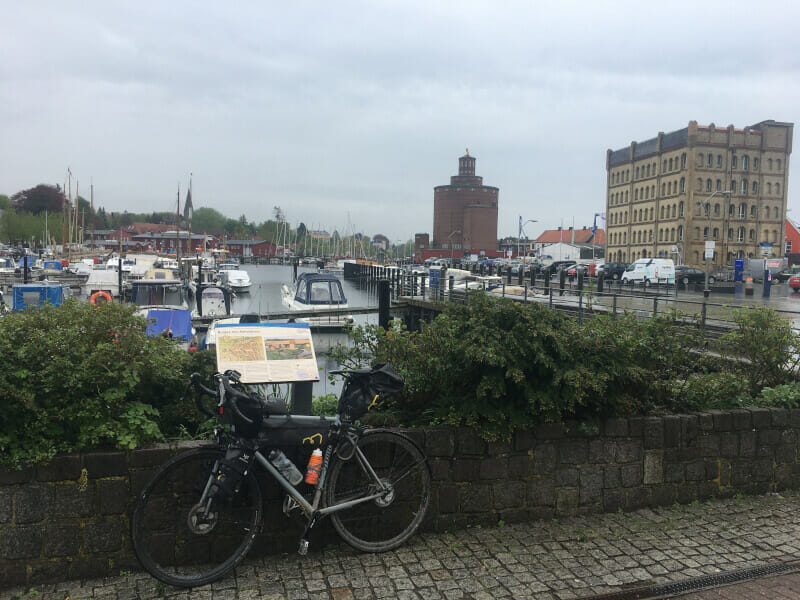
[665,571,800,599]
[4,491,800,600]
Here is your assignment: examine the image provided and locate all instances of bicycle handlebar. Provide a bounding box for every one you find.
[217,371,254,426]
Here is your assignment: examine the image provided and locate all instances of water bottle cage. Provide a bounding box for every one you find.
[335,425,362,461]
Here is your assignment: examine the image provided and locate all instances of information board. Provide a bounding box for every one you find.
[215,322,319,384]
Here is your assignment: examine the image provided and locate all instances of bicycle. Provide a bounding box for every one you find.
[130,363,431,588]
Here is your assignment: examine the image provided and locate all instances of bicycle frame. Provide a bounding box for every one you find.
[252,443,390,518]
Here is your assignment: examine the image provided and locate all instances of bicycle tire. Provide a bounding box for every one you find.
[130,447,262,587]
[326,429,431,552]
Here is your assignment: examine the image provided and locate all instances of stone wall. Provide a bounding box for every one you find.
[2,408,800,588]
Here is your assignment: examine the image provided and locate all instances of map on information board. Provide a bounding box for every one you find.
[215,323,319,383]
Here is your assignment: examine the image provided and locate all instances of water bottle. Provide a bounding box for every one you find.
[304,448,323,485]
[268,450,303,486]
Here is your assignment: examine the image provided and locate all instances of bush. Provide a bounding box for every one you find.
[330,295,702,440]
[756,383,800,409]
[669,372,751,412]
[717,306,800,395]
[0,300,195,467]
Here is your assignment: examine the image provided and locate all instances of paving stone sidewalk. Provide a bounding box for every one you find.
[4,491,800,600]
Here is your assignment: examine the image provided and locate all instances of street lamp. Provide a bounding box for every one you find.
[697,190,731,297]
[448,230,461,266]
[519,219,538,259]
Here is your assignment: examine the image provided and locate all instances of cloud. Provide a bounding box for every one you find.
[1,0,799,240]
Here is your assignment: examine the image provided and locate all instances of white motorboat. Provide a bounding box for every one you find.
[218,268,251,292]
[192,285,231,319]
[281,272,353,329]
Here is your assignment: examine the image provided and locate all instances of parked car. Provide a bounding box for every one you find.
[674,265,709,285]
[544,260,576,277]
[597,262,629,280]
[789,274,800,292]
[775,266,800,282]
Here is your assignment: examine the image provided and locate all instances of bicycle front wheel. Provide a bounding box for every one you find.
[130,447,262,587]
[326,430,431,552]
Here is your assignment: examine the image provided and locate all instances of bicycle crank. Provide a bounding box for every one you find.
[187,502,218,534]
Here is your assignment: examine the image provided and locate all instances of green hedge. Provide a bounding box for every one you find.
[329,295,800,441]
[0,300,215,468]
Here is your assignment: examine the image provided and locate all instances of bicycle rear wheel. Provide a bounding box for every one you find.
[130,447,262,587]
[326,430,431,552]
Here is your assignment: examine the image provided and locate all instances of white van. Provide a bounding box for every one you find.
[621,258,675,286]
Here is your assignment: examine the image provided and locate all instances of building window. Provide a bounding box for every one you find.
[739,203,746,218]
[672,204,677,218]
[660,206,665,219]
[696,178,703,191]
[646,164,650,177]
[751,229,756,241]
[681,153,687,169]
[767,182,772,194]
[707,153,713,166]
[680,177,685,193]
[678,225,683,241]
[730,180,736,192]
[717,155,722,168]
[662,183,666,196]
[713,227,719,239]
[728,228,734,241]
[752,181,758,195]
[669,158,673,170]
[714,203,720,216]
[729,204,736,217]
[775,207,780,219]
[776,183,781,195]
[742,155,749,170]
[679,201,684,217]
[732,155,738,169]
[706,179,712,192]
[768,158,773,170]
[751,205,757,218]
[787,240,793,254]
[716,179,721,191]
[635,166,640,178]
[754,157,759,170]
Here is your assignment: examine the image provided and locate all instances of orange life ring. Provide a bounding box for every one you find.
[89,291,113,306]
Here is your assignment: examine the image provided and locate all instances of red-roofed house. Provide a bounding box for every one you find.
[534,227,604,250]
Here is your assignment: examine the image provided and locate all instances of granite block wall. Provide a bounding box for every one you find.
[2,408,800,587]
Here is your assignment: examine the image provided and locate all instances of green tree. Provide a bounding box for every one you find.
[0,195,11,210]
[192,207,228,231]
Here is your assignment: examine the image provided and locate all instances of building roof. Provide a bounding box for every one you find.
[535,227,605,245]
[121,222,175,235]
[225,239,275,246]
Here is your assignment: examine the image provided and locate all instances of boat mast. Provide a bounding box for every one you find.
[90,180,94,251]
[176,184,181,265]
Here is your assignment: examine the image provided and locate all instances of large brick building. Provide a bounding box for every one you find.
[432,151,499,256]
[606,120,793,267]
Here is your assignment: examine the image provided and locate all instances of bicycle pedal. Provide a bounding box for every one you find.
[298,539,310,556]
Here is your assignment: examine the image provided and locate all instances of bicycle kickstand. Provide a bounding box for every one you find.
[298,514,319,556]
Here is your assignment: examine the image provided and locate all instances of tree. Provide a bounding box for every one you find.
[11,184,64,214]
[0,195,11,210]
[191,207,228,232]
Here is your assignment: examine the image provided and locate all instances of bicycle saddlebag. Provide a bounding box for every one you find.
[337,363,404,422]
[211,446,255,500]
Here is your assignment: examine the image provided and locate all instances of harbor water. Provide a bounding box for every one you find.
[226,264,381,399]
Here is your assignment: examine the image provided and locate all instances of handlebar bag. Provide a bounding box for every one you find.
[228,388,265,438]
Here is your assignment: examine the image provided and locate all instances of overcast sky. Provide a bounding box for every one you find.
[2,1,799,242]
